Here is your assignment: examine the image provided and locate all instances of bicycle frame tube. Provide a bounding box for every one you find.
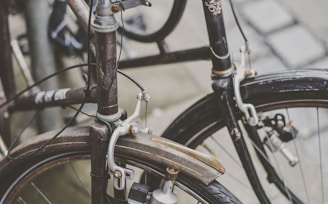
[0,0,15,146]
[0,0,16,100]
[201,0,232,76]
[92,1,120,119]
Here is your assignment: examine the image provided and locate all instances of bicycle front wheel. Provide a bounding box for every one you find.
[162,69,328,203]
[0,127,240,203]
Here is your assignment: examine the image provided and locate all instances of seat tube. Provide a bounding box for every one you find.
[201,0,232,77]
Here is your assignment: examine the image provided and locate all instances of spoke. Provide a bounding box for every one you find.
[249,139,272,166]
[205,136,252,191]
[316,108,324,203]
[31,182,52,204]
[209,135,242,167]
[225,172,253,191]
[17,197,27,204]
[70,163,91,198]
[286,109,309,203]
[143,172,148,184]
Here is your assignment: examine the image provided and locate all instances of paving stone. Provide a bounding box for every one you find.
[117,64,204,114]
[307,57,328,68]
[241,0,295,34]
[226,25,271,61]
[250,55,286,74]
[267,25,326,68]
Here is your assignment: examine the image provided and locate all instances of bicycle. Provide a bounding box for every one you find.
[0,0,241,203]
[0,0,327,204]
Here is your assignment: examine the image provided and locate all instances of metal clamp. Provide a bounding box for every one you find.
[233,44,258,126]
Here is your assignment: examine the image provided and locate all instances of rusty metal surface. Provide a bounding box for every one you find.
[116,132,224,185]
[1,126,224,185]
[95,31,118,115]
[152,137,225,174]
[90,123,110,204]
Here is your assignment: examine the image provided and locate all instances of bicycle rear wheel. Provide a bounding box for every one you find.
[162,69,328,203]
[0,127,240,203]
[119,0,187,42]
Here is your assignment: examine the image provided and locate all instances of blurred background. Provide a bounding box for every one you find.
[6,0,328,203]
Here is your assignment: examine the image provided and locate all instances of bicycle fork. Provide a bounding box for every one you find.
[212,77,271,204]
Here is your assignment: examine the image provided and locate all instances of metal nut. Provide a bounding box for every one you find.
[111,5,120,13]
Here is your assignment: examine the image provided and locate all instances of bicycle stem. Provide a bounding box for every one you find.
[93,2,120,120]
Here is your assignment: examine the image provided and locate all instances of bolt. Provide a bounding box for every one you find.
[246,70,258,77]
[111,4,120,13]
[166,167,179,180]
[231,128,241,141]
[128,125,138,134]
[114,170,122,178]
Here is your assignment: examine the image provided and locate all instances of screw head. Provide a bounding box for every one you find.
[114,170,122,178]
[111,5,120,13]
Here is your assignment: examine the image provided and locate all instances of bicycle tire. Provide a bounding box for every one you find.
[0,127,241,203]
[161,69,328,203]
[119,0,187,43]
